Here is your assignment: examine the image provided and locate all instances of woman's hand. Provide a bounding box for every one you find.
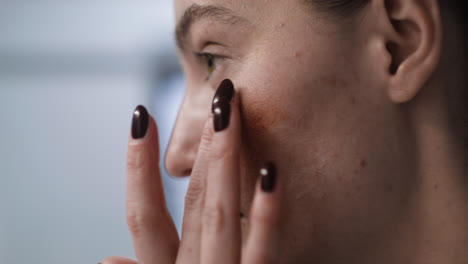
[101,80,282,264]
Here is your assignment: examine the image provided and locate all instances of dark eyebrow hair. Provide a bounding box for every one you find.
[175,4,248,51]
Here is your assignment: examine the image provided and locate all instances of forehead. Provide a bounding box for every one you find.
[174,0,283,22]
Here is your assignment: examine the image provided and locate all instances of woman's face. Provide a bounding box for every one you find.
[168,0,417,261]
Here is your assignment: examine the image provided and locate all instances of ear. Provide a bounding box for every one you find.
[372,0,443,103]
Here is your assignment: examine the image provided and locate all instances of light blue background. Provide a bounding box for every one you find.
[0,1,189,263]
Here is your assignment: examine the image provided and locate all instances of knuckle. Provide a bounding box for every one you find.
[202,204,225,233]
[126,206,155,239]
[209,142,236,163]
[184,178,205,210]
[208,138,237,164]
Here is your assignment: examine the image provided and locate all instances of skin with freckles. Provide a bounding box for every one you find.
[162,0,468,263]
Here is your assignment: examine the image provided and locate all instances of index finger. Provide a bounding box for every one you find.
[126,105,179,264]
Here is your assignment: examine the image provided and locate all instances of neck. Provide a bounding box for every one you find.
[410,118,468,263]
[379,84,468,263]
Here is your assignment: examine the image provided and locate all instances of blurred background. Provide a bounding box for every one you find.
[0,0,189,263]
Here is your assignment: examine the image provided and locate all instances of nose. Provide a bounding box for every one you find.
[165,88,213,177]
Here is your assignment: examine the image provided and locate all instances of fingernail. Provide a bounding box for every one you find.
[213,97,231,132]
[212,79,235,113]
[212,79,234,132]
[131,105,149,139]
[261,162,277,192]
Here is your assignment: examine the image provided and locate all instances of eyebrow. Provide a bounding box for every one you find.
[175,4,248,51]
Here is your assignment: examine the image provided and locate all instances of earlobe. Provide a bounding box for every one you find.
[377,0,443,103]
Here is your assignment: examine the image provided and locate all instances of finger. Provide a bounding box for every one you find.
[126,105,179,264]
[201,81,241,264]
[178,79,237,263]
[175,116,214,264]
[100,256,138,264]
[242,163,282,264]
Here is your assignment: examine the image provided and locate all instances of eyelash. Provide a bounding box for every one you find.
[195,52,223,78]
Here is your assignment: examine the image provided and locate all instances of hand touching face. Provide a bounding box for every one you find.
[102,80,284,264]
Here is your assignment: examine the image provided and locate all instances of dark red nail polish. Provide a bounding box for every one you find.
[131,105,149,139]
[212,79,234,132]
[213,97,231,132]
[212,79,235,113]
[261,162,277,192]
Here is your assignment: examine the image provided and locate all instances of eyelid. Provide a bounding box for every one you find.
[194,52,226,68]
[194,51,226,60]
[195,41,231,58]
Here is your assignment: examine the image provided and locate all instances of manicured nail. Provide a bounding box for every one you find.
[131,105,149,139]
[261,162,277,192]
[212,79,235,113]
[213,97,231,132]
[212,79,234,132]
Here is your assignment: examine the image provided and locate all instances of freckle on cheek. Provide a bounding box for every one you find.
[360,159,367,168]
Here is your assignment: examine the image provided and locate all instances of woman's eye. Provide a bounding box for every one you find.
[206,54,216,73]
[196,53,221,76]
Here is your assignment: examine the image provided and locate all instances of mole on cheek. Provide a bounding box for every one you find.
[352,159,367,175]
[360,159,367,168]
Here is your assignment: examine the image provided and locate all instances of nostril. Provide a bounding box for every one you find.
[182,169,192,176]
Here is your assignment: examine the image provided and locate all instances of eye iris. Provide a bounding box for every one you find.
[207,56,215,73]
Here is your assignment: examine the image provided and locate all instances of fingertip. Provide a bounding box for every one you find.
[260,162,277,193]
[242,163,282,263]
[148,114,160,143]
[250,162,282,223]
[131,105,149,139]
[129,105,159,143]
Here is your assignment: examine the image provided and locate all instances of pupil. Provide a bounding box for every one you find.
[208,58,213,68]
